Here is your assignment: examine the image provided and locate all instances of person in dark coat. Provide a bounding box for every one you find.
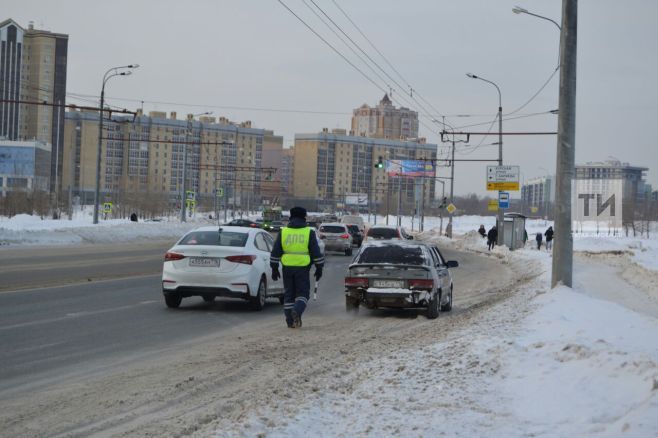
[478,224,486,238]
[544,226,554,250]
[487,226,497,251]
[536,232,543,250]
[270,207,324,328]
[130,212,138,222]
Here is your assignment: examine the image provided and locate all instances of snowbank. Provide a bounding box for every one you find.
[230,223,658,437]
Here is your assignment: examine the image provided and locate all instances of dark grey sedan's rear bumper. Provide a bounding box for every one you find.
[346,288,433,308]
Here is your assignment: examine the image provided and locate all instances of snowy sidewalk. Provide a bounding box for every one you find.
[227,236,658,437]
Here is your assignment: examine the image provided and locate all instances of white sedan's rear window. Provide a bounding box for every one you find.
[180,231,248,247]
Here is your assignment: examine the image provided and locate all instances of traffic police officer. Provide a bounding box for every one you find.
[270,207,324,328]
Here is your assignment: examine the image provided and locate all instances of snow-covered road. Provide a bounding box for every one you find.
[0,213,656,437]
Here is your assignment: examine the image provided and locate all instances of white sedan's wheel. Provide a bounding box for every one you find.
[251,278,266,311]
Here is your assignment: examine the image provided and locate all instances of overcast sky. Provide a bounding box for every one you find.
[7,0,658,197]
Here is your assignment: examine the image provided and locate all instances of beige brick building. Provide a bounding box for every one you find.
[62,109,282,211]
[292,128,436,213]
[351,94,419,140]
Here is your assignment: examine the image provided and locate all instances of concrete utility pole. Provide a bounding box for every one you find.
[552,0,578,288]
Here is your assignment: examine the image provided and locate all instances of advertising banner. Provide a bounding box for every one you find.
[386,160,435,177]
[345,193,368,206]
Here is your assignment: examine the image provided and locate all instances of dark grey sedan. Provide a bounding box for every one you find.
[344,241,458,319]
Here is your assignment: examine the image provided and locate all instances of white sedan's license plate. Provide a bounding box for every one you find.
[189,257,220,267]
[372,279,404,288]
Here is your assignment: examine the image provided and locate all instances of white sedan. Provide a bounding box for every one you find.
[162,226,283,309]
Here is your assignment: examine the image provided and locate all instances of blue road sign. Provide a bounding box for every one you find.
[498,191,510,209]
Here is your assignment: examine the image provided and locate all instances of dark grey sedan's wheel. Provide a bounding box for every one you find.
[427,291,440,319]
[345,248,353,256]
[345,296,360,312]
[164,293,182,309]
[441,285,453,312]
[250,278,266,311]
[203,296,215,303]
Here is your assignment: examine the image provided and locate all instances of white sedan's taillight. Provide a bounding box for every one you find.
[225,255,257,265]
[164,251,186,261]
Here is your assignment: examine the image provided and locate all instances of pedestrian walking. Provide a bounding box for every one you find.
[536,232,543,250]
[487,226,497,251]
[544,226,554,250]
[270,207,324,328]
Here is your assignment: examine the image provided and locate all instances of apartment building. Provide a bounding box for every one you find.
[293,128,436,212]
[521,175,554,218]
[62,109,282,209]
[0,19,68,193]
[351,94,419,140]
[261,130,283,205]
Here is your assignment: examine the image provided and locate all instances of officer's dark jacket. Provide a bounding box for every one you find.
[270,217,324,269]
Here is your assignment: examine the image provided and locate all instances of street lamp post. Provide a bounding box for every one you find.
[93,64,139,224]
[466,73,504,246]
[181,111,213,222]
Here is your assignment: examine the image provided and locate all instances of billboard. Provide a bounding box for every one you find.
[345,193,368,206]
[386,160,435,177]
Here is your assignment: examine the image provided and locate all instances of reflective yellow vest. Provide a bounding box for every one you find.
[281,227,311,267]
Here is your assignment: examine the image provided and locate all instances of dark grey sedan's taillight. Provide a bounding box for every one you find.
[345,277,368,288]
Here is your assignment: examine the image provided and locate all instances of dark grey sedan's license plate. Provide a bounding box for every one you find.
[189,257,220,267]
[372,279,404,288]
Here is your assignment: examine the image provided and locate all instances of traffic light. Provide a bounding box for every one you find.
[374,156,384,169]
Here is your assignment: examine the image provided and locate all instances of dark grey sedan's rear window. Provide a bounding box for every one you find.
[320,225,346,233]
[367,228,400,239]
[180,231,248,247]
[356,245,426,265]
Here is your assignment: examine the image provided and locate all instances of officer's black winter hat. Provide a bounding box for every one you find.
[290,206,307,219]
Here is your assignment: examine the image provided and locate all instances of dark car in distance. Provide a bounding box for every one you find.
[346,224,364,247]
[224,219,261,228]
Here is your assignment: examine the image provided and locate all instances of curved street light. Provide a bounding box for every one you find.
[93,64,139,224]
[466,72,504,246]
[512,6,561,30]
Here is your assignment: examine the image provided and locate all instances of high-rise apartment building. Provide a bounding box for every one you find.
[521,175,554,218]
[351,94,419,140]
[292,128,436,212]
[0,19,68,193]
[62,109,282,210]
[261,130,284,205]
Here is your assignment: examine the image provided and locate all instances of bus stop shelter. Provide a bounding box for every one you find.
[499,212,527,250]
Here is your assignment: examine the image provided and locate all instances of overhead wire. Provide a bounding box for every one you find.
[329,0,454,132]
[275,0,387,95]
